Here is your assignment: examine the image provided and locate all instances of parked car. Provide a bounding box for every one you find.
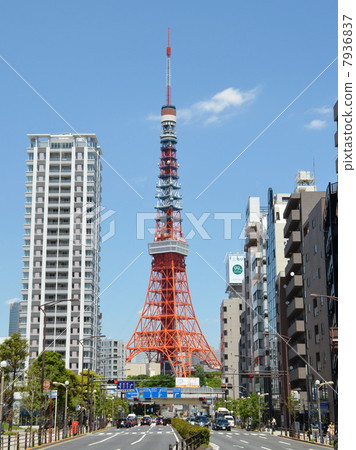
[141,416,151,426]
[212,418,231,431]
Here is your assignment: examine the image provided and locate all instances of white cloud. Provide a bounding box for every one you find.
[148,86,258,125]
[312,106,332,115]
[179,87,258,124]
[305,119,327,130]
[4,297,20,305]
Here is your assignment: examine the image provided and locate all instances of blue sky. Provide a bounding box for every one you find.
[0,1,337,351]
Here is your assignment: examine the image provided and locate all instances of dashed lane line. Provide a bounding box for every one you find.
[88,434,118,446]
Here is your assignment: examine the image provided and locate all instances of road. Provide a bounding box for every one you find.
[210,429,329,450]
[40,425,178,449]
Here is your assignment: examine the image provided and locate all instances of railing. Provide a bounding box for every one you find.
[0,423,107,450]
[169,431,202,450]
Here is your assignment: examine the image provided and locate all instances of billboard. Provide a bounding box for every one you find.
[175,377,200,388]
[226,253,244,284]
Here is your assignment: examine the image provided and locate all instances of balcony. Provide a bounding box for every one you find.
[289,366,306,382]
[288,320,305,338]
[289,343,306,361]
[283,194,300,219]
[285,253,302,276]
[285,275,303,298]
[244,231,258,251]
[284,209,301,237]
[286,297,304,319]
[284,231,301,258]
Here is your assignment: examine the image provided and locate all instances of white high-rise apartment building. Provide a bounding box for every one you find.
[100,339,126,380]
[18,133,102,374]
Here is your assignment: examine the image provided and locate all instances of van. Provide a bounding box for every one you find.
[224,415,235,428]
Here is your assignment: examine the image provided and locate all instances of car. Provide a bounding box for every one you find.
[212,418,231,431]
[187,417,197,425]
[141,416,151,426]
[224,415,235,428]
[163,417,171,425]
[129,417,138,426]
[116,418,125,428]
[195,416,211,427]
[156,416,164,425]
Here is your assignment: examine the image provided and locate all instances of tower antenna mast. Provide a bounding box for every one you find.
[166,28,171,105]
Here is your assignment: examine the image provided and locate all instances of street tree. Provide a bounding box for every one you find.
[0,333,28,430]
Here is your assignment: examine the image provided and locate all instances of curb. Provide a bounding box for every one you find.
[27,427,109,449]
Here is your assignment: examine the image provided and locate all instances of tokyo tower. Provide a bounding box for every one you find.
[126,31,221,377]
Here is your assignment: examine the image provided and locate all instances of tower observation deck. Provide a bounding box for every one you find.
[126,31,221,377]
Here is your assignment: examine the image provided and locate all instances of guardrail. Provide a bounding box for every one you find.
[168,431,202,450]
[0,423,107,450]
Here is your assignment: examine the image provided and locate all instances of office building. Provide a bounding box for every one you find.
[18,133,102,373]
[220,253,245,399]
[283,171,324,426]
[100,339,126,380]
[266,190,290,417]
[9,301,20,336]
[241,198,268,395]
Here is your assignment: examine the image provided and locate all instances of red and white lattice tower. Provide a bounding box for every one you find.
[126,31,221,377]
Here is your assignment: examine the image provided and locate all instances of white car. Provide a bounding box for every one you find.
[224,415,235,428]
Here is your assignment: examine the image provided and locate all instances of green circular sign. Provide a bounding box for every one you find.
[232,264,243,275]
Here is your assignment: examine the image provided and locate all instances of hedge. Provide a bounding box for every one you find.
[171,418,210,445]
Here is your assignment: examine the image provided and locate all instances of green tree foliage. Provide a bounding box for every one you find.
[0,333,29,429]
[205,371,222,388]
[127,374,175,388]
[27,351,81,424]
[193,365,206,387]
[215,393,267,430]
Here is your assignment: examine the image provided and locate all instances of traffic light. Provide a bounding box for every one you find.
[107,379,118,384]
[248,374,254,378]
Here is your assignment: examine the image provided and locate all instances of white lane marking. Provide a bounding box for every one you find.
[130,433,147,445]
[261,447,272,450]
[233,446,244,448]
[226,434,232,438]
[210,444,220,450]
[259,435,267,439]
[279,441,291,445]
[240,439,249,443]
[88,434,118,446]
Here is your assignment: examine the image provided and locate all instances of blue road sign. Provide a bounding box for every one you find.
[142,387,153,398]
[158,387,168,398]
[142,387,168,398]
[126,388,140,399]
[173,388,182,398]
[117,381,135,391]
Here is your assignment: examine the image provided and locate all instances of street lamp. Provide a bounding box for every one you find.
[39,299,77,396]
[315,380,334,443]
[263,332,291,432]
[257,392,269,431]
[53,381,69,438]
[38,298,77,441]
[310,294,338,302]
[79,334,105,429]
[0,361,8,434]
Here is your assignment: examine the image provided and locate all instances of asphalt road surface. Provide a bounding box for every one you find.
[41,425,178,449]
[210,429,329,450]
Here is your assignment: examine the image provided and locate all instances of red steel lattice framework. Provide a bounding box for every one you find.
[126,31,221,377]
